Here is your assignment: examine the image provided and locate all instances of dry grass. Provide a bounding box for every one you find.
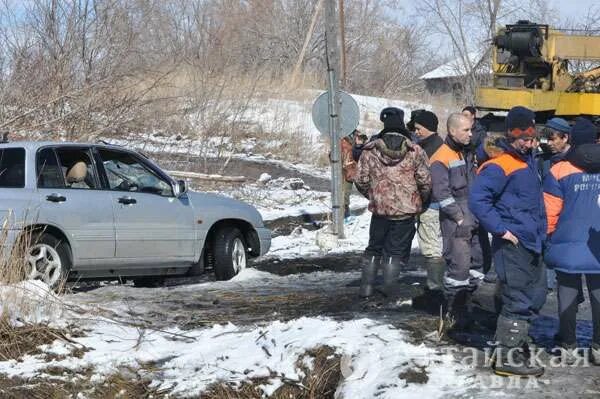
[203,345,341,399]
[0,221,30,286]
[0,366,172,399]
[0,318,80,362]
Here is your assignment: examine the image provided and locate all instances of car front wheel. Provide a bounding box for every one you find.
[213,227,247,281]
[26,233,71,291]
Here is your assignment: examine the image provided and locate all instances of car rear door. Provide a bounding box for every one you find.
[36,146,116,266]
[95,147,196,265]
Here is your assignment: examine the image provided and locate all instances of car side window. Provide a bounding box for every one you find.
[0,148,25,188]
[37,148,65,188]
[98,149,173,196]
[54,148,98,190]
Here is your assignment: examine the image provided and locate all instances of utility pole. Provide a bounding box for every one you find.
[324,0,345,239]
[338,0,347,87]
[289,0,324,88]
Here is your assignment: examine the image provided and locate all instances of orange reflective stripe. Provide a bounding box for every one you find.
[550,161,584,181]
[544,192,563,234]
[429,144,460,167]
[477,153,527,175]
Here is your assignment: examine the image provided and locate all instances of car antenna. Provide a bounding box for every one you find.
[97,139,111,145]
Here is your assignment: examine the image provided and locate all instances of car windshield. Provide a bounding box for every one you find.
[0,148,25,188]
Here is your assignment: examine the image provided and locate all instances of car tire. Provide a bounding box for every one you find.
[214,227,247,281]
[26,233,71,291]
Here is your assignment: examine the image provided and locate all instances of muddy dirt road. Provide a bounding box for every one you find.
[67,253,600,398]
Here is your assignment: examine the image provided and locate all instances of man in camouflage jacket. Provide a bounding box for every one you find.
[355,107,431,298]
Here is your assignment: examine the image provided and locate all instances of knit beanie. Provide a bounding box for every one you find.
[407,109,426,131]
[413,110,439,133]
[506,106,536,138]
[570,117,598,147]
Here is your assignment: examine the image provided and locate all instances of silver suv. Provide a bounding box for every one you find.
[0,142,270,287]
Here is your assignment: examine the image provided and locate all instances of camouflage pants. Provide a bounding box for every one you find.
[417,208,442,258]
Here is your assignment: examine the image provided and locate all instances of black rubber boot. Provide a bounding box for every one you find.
[379,256,402,298]
[444,289,470,333]
[359,255,380,298]
[425,257,445,291]
[493,315,544,377]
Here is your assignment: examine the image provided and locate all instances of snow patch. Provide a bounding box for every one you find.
[0,316,472,398]
[0,280,66,326]
[268,210,420,259]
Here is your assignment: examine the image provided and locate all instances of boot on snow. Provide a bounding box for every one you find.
[492,315,544,377]
[359,255,380,298]
[378,256,403,299]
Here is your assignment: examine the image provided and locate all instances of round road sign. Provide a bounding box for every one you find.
[311,91,360,139]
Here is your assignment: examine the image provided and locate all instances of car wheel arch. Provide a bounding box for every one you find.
[201,219,260,264]
[18,224,72,255]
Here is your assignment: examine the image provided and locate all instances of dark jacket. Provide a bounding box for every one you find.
[471,120,488,164]
[417,133,444,159]
[536,149,566,180]
[543,143,600,273]
[355,133,431,218]
[353,133,379,162]
[471,121,487,147]
[468,137,546,253]
[429,136,477,224]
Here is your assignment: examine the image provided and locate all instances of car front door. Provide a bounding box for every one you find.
[36,146,116,266]
[95,147,196,265]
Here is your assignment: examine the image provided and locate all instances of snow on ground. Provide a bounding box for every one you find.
[0,280,67,326]
[0,185,447,399]
[267,209,420,259]
[0,302,472,399]
[0,92,467,397]
[227,177,369,222]
[101,89,430,160]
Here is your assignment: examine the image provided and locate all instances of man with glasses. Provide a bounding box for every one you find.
[469,106,547,377]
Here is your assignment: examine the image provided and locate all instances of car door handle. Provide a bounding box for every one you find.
[118,196,137,205]
[46,193,66,203]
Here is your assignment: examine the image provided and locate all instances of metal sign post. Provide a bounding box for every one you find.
[325,0,345,240]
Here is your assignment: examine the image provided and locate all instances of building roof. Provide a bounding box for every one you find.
[420,52,484,80]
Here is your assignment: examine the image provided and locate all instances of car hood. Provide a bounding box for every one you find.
[186,191,265,227]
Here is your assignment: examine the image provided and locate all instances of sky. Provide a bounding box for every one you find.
[393,0,600,59]
[555,0,599,21]
[395,0,599,20]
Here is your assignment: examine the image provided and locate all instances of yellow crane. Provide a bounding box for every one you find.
[476,20,600,125]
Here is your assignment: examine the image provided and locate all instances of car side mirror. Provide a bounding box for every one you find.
[173,179,187,197]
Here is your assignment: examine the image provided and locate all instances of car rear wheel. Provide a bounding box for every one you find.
[214,227,247,281]
[26,233,71,291]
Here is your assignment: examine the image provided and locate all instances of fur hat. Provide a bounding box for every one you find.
[380,107,406,132]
